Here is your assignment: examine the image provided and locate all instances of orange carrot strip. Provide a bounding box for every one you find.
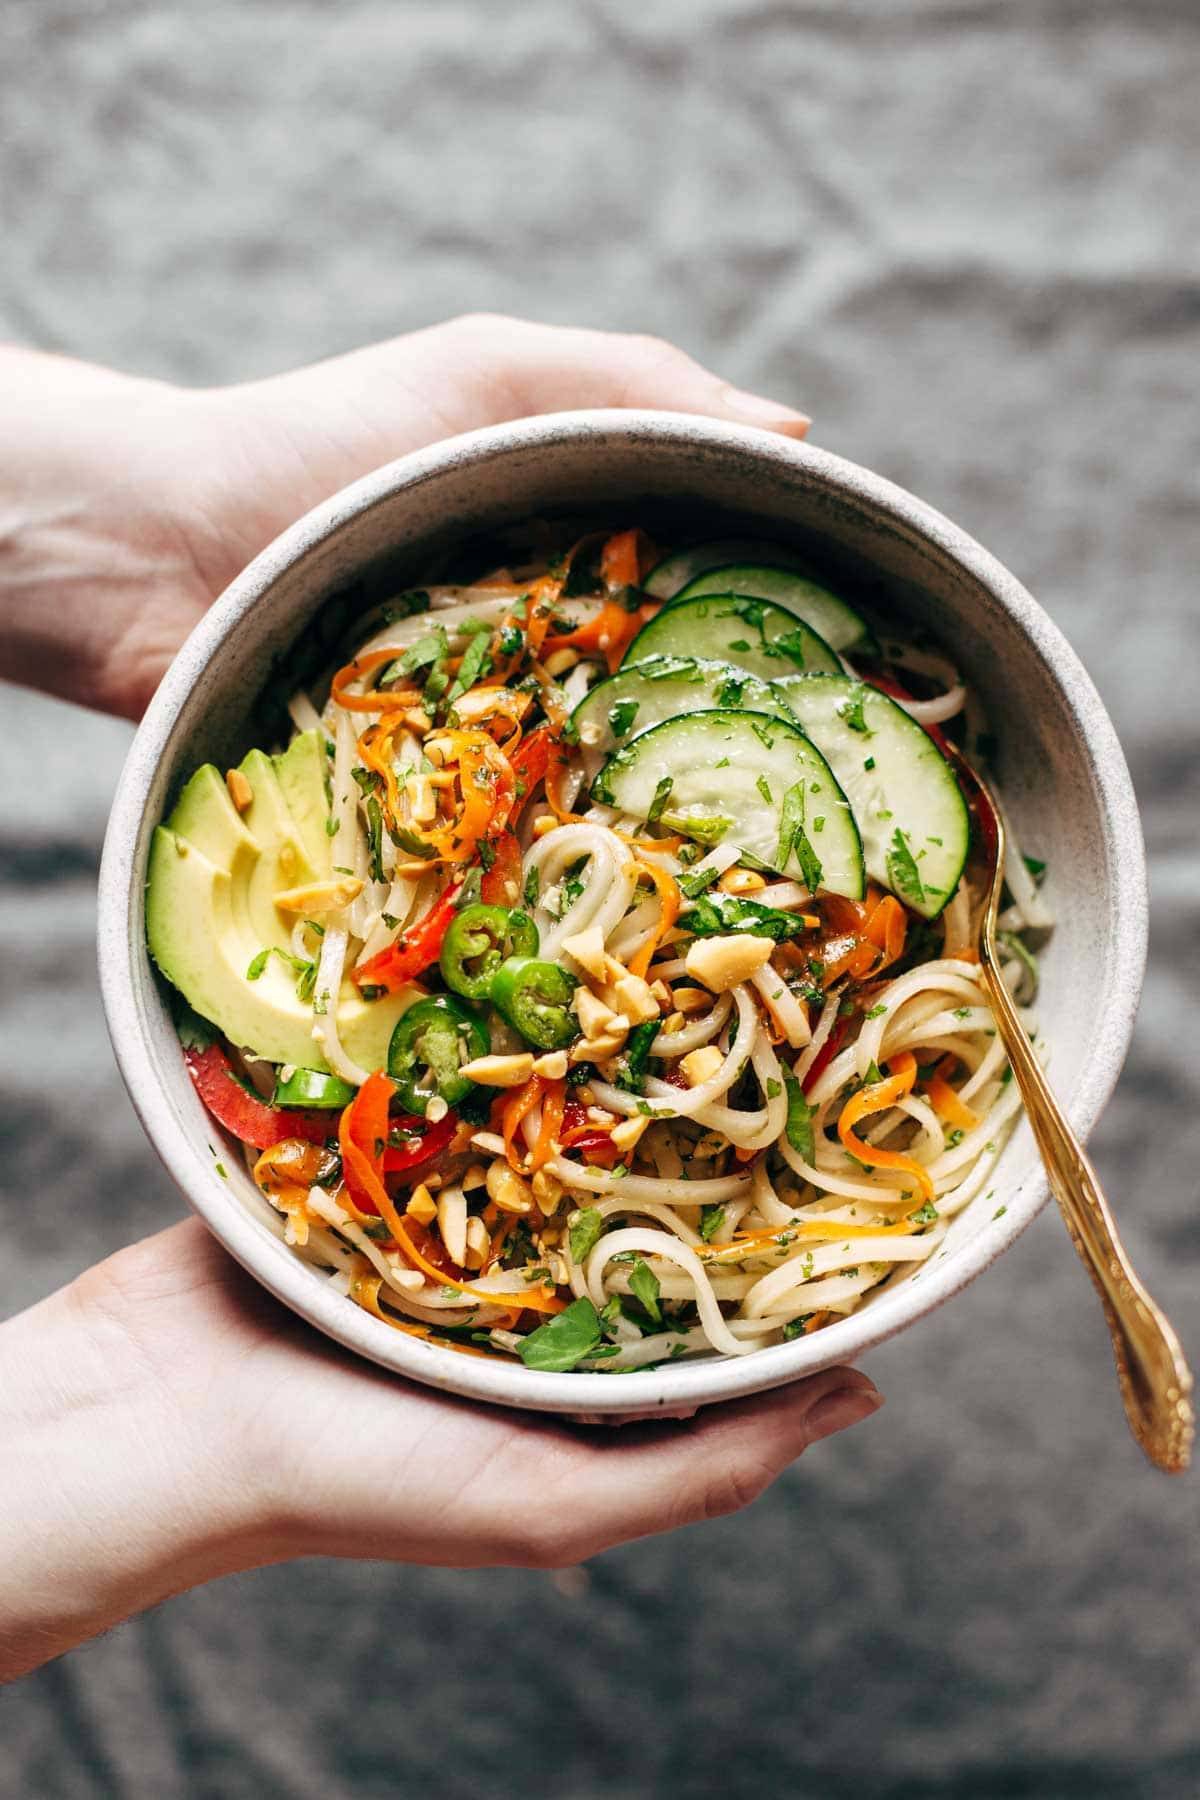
[533,1078,567,1171]
[600,528,641,589]
[338,1079,561,1311]
[627,860,681,980]
[501,1074,546,1171]
[330,647,423,713]
[836,1050,935,1203]
[927,1056,979,1131]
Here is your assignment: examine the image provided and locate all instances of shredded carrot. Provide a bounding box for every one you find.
[699,1217,918,1262]
[533,1078,566,1170]
[862,894,907,972]
[600,528,642,590]
[836,1050,936,1204]
[330,646,423,713]
[627,860,681,979]
[926,1055,979,1131]
[415,728,517,863]
[339,1078,561,1311]
[501,1074,546,1171]
[551,596,659,674]
[349,1275,497,1357]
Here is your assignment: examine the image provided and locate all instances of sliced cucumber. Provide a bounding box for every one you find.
[624,595,840,683]
[774,674,968,919]
[572,656,796,762]
[674,564,877,657]
[644,538,811,600]
[592,710,864,899]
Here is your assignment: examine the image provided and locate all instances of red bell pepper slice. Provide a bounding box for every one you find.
[184,1042,331,1151]
[801,1014,849,1095]
[383,1110,457,1174]
[352,882,462,995]
[480,829,524,906]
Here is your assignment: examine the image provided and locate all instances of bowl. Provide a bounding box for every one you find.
[97,410,1147,1416]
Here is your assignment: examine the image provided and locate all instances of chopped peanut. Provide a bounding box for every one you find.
[570,1030,627,1063]
[661,1010,685,1034]
[649,978,673,1008]
[436,1186,468,1265]
[226,767,253,813]
[718,866,767,895]
[575,987,623,1040]
[532,813,558,839]
[681,1045,725,1087]
[406,1182,437,1224]
[562,925,609,982]
[532,1169,564,1214]
[275,875,364,913]
[610,1114,649,1153]
[543,646,580,677]
[457,1052,536,1088]
[405,773,439,824]
[401,706,432,734]
[531,1050,569,1080]
[461,1162,488,1192]
[463,1215,490,1271]
[685,934,774,993]
[425,1095,449,1123]
[610,971,659,1025]
[486,1162,533,1214]
[671,985,712,1015]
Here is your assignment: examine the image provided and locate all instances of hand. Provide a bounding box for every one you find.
[0,315,810,720]
[0,1220,880,1680]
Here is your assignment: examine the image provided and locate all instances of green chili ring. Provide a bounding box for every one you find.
[490,956,581,1050]
[272,1067,358,1110]
[386,994,490,1115]
[439,903,539,1001]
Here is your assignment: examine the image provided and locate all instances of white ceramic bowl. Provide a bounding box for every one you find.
[98,411,1147,1415]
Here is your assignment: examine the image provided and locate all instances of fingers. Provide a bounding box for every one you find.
[505,1367,882,1568]
[432,313,812,438]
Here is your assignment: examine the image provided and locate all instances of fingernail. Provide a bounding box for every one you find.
[806,1383,884,1442]
[719,385,812,438]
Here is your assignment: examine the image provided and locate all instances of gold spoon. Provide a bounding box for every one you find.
[941,743,1193,1472]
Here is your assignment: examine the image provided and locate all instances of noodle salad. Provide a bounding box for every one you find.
[147,526,1051,1373]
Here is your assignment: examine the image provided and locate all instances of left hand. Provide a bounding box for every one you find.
[0,1220,879,1680]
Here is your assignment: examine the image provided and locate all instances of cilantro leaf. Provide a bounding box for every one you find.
[628,1258,662,1323]
[569,1207,605,1264]
[680,892,809,942]
[517,1297,603,1372]
[782,1073,815,1162]
[886,828,925,909]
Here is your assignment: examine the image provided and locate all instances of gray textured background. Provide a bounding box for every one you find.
[2,3,1197,1796]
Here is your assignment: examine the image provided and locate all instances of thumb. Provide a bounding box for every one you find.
[423,312,813,438]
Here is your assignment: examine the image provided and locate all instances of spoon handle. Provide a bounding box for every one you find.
[978,953,1193,1474]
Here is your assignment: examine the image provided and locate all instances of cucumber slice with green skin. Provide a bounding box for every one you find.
[592,710,864,899]
[774,674,968,919]
[674,564,877,657]
[644,538,811,599]
[571,656,797,762]
[624,595,841,683]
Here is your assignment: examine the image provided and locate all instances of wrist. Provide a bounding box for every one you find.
[0,1258,265,1681]
[0,345,213,718]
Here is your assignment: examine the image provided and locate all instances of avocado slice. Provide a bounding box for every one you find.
[147,742,408,1071]
[274,730,335,880]
[237,748,322,949]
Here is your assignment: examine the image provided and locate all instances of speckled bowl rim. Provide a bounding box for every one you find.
[98,410,1147,1415]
